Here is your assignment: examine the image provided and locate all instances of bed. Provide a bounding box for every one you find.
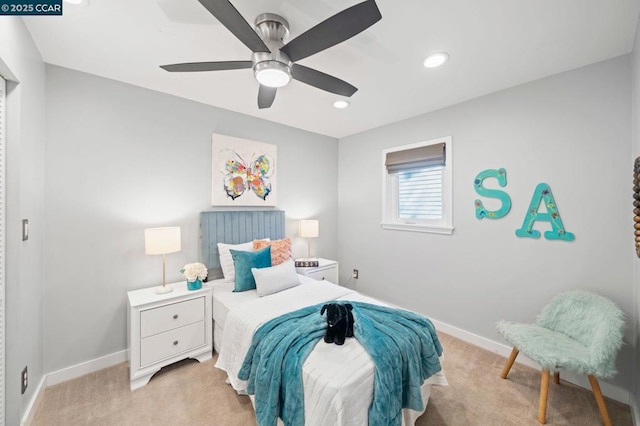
[200,210,447,425]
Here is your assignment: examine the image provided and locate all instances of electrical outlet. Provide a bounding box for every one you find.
[352,269,359,279]
[22,219,28,241]
[21,366,27,395]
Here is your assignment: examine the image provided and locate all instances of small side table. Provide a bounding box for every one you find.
[127,281,212,390]
[296,258,339,284]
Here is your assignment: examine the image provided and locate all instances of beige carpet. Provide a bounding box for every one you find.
[31,333,632,426]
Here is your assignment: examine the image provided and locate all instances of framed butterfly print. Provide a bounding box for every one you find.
[211,134,278,206]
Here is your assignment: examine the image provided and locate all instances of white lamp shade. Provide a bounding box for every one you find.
[299,220,319,238]
[145,227,181,255]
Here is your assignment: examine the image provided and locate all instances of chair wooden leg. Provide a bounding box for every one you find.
[501,348,519,379]
[553,372,560,384]
[538,369,550,424]
[588,375,612,426]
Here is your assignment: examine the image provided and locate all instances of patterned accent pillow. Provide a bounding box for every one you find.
[253,237,292,265]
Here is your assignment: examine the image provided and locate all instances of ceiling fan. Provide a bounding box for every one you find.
[160,0,382,109]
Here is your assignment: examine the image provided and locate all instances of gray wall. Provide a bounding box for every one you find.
[43,65,338,373]
[0,18,46,426]
[338,55,634,391]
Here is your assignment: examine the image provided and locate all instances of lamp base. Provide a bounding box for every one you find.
[155,285,173,295]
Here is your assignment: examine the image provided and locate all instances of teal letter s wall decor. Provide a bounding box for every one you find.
[474,168,512,219]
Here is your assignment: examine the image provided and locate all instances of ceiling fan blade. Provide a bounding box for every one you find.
[198,0,270,53]
[281,0,381,62]
[292,64,357,97]
[160,60,252,72]
[258,85,277,109]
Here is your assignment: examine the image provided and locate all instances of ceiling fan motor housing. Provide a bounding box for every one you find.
[253,13,292,87]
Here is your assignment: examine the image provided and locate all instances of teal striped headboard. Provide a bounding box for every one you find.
[200,210,285,276]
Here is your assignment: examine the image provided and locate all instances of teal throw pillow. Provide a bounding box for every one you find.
[230,246,272,292]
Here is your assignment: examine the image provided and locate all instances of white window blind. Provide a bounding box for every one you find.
[397,166,444,220]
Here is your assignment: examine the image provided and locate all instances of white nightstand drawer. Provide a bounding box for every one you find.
[140,321,205,367]
[305,268,337,283]
[128,282,213,389]
[296,258,339,284]
[140,296,204,338]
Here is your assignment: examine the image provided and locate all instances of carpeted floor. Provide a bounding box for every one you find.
[30,332,632,425]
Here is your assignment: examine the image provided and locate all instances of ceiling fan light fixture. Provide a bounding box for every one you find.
[255,61,291,88]
[423,52,449,68]
[160,0,381,108]
[333,100,350,109]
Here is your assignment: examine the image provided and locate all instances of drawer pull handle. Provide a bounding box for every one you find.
[173,314,178,319]
[173,340,179,346]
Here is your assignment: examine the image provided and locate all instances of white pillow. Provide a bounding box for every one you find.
[217,239,269,283]
[252,259,301,297]
[218,241,253,283]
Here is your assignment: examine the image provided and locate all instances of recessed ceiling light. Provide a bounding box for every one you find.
[423,52,449,68]
[333,100,350,109]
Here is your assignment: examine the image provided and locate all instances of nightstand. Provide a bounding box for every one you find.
[127,281,212,390]
[296,258,339,284]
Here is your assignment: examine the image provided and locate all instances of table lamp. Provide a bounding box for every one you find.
[299,219,319,259]
[145,226,181,294]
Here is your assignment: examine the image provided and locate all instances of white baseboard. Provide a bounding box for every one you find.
[430,317,631,405]
[20,318,637,422]
[22,350,129,424]
[20,375,46,426]
[46,350,128,387]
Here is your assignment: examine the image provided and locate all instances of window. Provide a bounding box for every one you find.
[382,136,453,234]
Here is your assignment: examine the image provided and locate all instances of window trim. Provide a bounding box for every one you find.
[381,136,454,234]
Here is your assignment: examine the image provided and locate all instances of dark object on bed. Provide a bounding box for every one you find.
[321,303,354,345]
[239,301,443,426]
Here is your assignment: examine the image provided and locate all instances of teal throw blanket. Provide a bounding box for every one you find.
[238,301,443,426]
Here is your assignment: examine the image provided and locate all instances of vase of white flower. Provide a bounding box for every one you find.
[186,279,202,291]
[180,262,208,291]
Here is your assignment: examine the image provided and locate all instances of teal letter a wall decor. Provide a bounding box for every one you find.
[515,183,575,241]
[474,168,511,219]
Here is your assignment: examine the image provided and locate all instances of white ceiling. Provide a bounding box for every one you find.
[23,0,640,138]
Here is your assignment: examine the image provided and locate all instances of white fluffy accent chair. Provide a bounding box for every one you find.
[496,290,624,425]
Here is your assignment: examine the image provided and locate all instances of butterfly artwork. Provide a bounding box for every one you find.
[221,150,274,201]
[211,134,278,206]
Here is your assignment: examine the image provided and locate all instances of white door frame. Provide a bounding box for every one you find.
[0,75,7,425]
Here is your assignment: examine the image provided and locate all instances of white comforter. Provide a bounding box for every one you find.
[215,280,447,426]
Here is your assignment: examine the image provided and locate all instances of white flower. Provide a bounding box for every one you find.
[180,262,208,282]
